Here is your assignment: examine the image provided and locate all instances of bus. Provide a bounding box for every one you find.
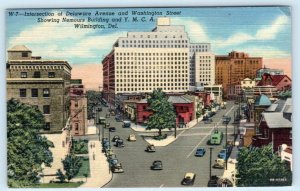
[209,130,223,145]
[99,117,106,125]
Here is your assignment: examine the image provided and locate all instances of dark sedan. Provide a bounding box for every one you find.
[150,160,163,170]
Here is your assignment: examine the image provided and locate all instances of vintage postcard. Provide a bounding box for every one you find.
[6,7,292,188]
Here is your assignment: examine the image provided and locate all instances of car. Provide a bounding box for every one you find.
[209,130,223,145]
[102,143,110,153]
[115,139,125,147]
[109,127,116,132]
[112,135,120,142]
[115,115,122,122]
[123,120,131,128]
[195,148,206,157]
[218,149,228,160]
[111,163,124,173]
[213,158,225,169]
[102,137,109,145]
[222,116,231,124]
[181,172,196,185]
[207,175,219,187]
[107,154,117,160]
[150,160,163,170]
[204,118,213,124]
[127,134,136,142]
[145,144,156,152]
[105,149,115,158]
[108,158,119,167]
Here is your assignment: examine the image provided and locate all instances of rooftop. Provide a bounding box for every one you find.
[262,112,292,128]
[255,94,272,106]
[138,96,192,104]
[8,45,31,52]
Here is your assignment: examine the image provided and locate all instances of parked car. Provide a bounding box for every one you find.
[127,134,136,142]
[115,139,124,147]
[207,175,219,187]
[145,144,156,152]
[107,154,117,161]
[102,143,110,153]
[115,115,122,122]
[111,163,124,173]
[112,135,120,142]
[195,147,206,157]
[109,158,119,167]
[150,160,163,170]
[105,149,115,158]
[123,120,131,128]
[181,172,196,185]
[109,127,116,132]
[213,158,225,169]
[102,137,109,145]
[218,149,228,160]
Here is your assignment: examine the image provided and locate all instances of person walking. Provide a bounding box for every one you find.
[93,152,95,160]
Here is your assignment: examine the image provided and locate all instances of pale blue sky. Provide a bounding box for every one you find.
[6,7,291,65]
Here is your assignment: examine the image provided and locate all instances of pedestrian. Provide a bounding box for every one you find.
[93,152,95,160]
[93,143,95,148]
[90,143,93,149]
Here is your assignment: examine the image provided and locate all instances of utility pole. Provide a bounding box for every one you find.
[225,120,228,170]
[209,147,213,179]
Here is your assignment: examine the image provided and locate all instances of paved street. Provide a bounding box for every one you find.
[100,102,238,187]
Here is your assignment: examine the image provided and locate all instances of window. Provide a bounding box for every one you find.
[43,88,50,97]
[21,72,27,78]
[43,105,50,114]
[48,72,55,78]
[44,122,51,131]
[31,89,38,97]
[20,89,26,97]
[33,71,41,78]
[22,52,28,57]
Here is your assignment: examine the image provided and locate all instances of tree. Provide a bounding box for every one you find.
[146,89,176,137]
[236,145,292,186]
[55,169,66,183]
[86,90,102,119]
[7,99,54,187]
[62,154,82,182]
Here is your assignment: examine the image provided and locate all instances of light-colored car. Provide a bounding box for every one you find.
[127,134,136,141]
[181,172,196,185]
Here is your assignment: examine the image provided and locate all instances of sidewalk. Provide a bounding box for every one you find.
[78,140,112,188]
[73,125,112,187]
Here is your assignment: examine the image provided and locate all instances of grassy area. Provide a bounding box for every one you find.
[32,182,83,188]
[75,156,90,178]
[72,139,89,154]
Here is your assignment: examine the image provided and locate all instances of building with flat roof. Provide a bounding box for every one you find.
[215,51,262,98]
[102,17,214,106]
[7,45,72,133]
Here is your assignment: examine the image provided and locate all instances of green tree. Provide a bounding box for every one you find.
[7,99,54,187]
[86,90,102,119]
[146,89,176,137]
[236,145,292,186]
[62,154,82,182]
[55,169,66,183]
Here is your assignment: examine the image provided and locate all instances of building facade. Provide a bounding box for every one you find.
[256,73,292,91]
[256,67,284,80]
[195,52,215,87]
[6,45,72,133]
[70,83,87,136]
[215,51,262,98]
[103,17,214,106]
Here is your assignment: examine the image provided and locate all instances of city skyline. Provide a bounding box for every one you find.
[6,7,292,89]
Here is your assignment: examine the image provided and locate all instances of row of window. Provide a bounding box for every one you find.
[115,61,188,65]
[115,57,188,61]
[122,39,188,44]
[121,44,188,48]
[116,66,187,69]
[116,74,188,78]
[116,70,188,74]
[116,83,188,87]
[128,34,185,39]
[21,71,55,78]
[32,105,50,114]
[116,78,188,82]
[20,88,50,97]
[116,52,188,56]
[10,65,63,70]
[116,87,188,92]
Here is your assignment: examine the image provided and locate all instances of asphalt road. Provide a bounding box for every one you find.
[99,102,238,187]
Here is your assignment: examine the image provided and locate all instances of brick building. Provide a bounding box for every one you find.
[215,51,262,98]
[6,45,72,133]
[136,96,194,126]
[70,82,87,136]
